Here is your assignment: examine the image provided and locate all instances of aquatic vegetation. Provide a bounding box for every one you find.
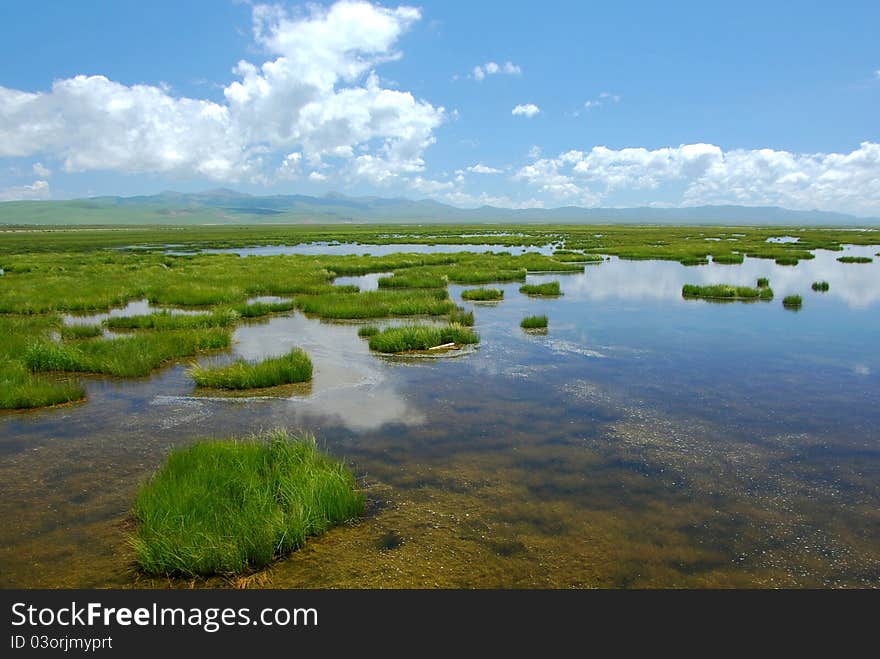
[682,284,774,301]
[811,281,830,292]
[377,271,447,289]
[233,300,296,318]
[448,306,475,326]
[756,277,770,288]
[461,287,504,301]
[712,253,744,264]
[132,430,364,576]
[367,324,479,353]
[296,289,454,319]
[24,329,231,377]
[0,360,85,409]
[445,266,527,284]
[783,295,803,308]
[104,309,238,330]
[190,348,312,389]
[520,314,548,329]
[679,256,709,266]
[774,256,799,266]
[552,250,603,263]
[60,324,102,340]
[357,325,380,337]
[519,281,562,297]
[837,256,873,264]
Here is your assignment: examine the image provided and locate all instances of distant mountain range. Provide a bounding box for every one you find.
[1,189,877,226]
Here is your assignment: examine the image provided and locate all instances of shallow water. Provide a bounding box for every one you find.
[1,245,879,587]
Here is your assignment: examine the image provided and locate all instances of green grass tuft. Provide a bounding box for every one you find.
[682,284,773,301]
[367,324,479,353]
[60,324,102,340]
[190,348,312,389]
[811,281,830,292]
[774,256,799,266]
[756,277,770,288]
[357,325,380,337]
[520,314,548,329]
[132,430,364,576]
[104,309,238,330]
[448,306,474,326]
[0,360,85,409]
[233,300,296,318]
[461,287,503,301]
[712,253,744,264]
[783,295,803,308]
[519,281,562,297]
[837,256,872,264]
[24,329,231,377]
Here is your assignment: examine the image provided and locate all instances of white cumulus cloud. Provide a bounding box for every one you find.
[0,1,443,186]
[514,142,880,215]
[512,103,540,118]
[472,61,521,81]
[0,179,50,202]
[467,163,502,174]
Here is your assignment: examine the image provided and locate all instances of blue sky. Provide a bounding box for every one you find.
[1,0,878,214]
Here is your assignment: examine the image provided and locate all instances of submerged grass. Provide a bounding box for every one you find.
[519,281,562,297]
[132,429,364,576]
[24,329,231,377]
[367,324,479,353]
[461,287,503,301]
[520,314,548,329]
[682,284,774,301]
[811,281,830,292]
[837,256,873,264]
[190,348,312,389]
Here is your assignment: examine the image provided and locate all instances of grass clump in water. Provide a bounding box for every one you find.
[104,309,238,330]
[682,284,773,301]
[190,348,312,389]
[296,289,454,319]
[756,277,770,288]
[357,325,380,337]
[519,281,562,297]
[811,281,830,292]
[775,256,799,266]
[0,360,85,409]
[448,306,474,326]
[233,300,295,318]
[60,324,102,340]
[520,314,548,329]
[367,324,479,353]
[712,253,744,264]
[132,429,364,576]
[837,256,872,264]
[783,295,803,308]
[461,287,504,301]
[24,329,231,377]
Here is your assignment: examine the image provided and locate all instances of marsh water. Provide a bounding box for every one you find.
[1,244,879,587]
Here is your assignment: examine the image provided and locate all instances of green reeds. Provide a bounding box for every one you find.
[712,253,744,264]
[811,281,830,292]
[377,272,447,289]
[296,289,454,319]
[837,256,873,264]
[367,324,479,353]
[190,348,312,389]
[132,430,364,576]
[682,284,774,301]
[24,329,231,377]
[756,277,770,288]
[461,287,503,301]
[357,325,380,337]
[520,314,548,329]
[775,256,799,266]
[782,295,803,308]
[448,306,474,326]
[104,309,238,330]
[233,300,296,318]
[0,360,85,409]
[60,324,102,340]
[519,281,562,297]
